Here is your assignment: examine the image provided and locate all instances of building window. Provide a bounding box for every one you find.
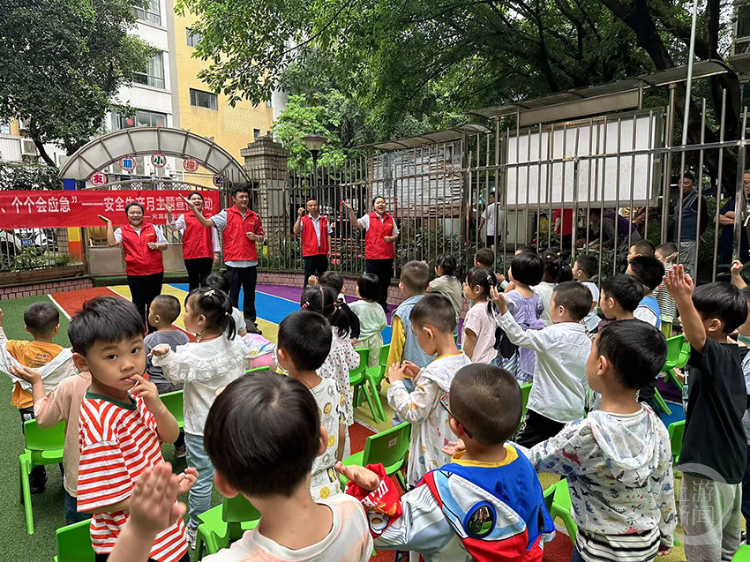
[0,120,9,135]
[186,28,202,47]
[133,0,161,25]
[740,5,750,39]
[133,52,165,89]
[114,109,167,130]
[253,129,261,139]
[190,89,218,110]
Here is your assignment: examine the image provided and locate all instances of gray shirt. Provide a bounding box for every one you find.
[144,330,190,386]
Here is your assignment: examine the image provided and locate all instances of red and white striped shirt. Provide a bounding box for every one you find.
[77,392,188,561]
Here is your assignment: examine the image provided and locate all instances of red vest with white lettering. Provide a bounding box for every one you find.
[120,222,164,276]
[365,212,395,260]
[182,213,214,260]
[301,215,329,257]
[223,206,263,262]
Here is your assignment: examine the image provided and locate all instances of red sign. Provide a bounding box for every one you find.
[183,158,199,173]
[0,190,221,228]
[90,172,107,186]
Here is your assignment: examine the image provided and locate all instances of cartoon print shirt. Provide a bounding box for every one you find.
[310,377,345,501]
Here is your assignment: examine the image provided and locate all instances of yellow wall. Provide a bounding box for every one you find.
[173,10,274,171]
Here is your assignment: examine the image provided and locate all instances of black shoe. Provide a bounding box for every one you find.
[29,470,47,494]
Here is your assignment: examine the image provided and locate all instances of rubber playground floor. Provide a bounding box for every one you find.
[0,283,688,561]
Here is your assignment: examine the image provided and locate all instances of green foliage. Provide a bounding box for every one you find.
[0,163,62,190]
[0,0,154,164]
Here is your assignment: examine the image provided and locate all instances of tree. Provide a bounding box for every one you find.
[0,0,154,166]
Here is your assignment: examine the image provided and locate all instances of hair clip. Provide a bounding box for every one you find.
[301,301,309,309]
[203,289,216,297]
[225,311,230,316]
[486,274,493,283]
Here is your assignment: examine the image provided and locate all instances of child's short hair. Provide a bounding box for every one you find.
[24,302,59,336]
[575,254,598,278]
[596,320,667,390]
[600,275,643,312]
[435,254,460,278]
[450,364,521,445]
[400,261,430,294]
[150,295,181,324]
[410,293,456,334]
[357,273,380,302]
[627,256,665,291]
[515,245,535,254]
[319,271,344,294]
[510,252,544,286]
[69,297,144,356]
[278,310,332,372]
[552,281,593,322]
[630,240,655,258]
[204,273,230,294]
[204,371,321,498]
[655,242,678,260]
[693,282,748,334]
[474,248,494,268]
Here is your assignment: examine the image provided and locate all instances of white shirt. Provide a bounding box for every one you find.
[168,214,221,253]
[349,300,387,340]
[300,214,333,245]
[151,335,250,435]
[357,213,399,234]
[532,282,556,326]
[202,494,372,562]
[497,312,592,423]
[310,378,343,501]
[462,302,498,364]
[317,329,360,426]
[581,281,601,332]
[481,203,506,236]
[113,225,168,245]
[634,305,659,328]
[210,209,259,268]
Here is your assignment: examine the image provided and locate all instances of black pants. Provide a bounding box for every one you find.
[226,265,257,322]
[127,272,163,333]
[516,409,566,448]
[184,257,213,293]
[303,254,329,287]
[19,406,46,488]
[365,259,393,311]
[96,553,190,562]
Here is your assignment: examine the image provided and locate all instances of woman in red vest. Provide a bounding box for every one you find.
[100,202,167,330]
[343,196,399,312]
[293,198,332,287]
[165,191,220,292]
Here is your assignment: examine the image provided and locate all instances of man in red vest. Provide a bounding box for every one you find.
[293,199,332,287]
[182,184,265,328]
[100,202,167,331]
[343,196,399,312]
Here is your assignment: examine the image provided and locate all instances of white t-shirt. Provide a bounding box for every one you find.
[634,305,659,328]
[309,378,343,501]
[581,281,601,332]
[481,203,505,236]
[462,302,498,364]
[202,494,373,562]
[533,282,556,326]
[113,226,168,244]
[357,213,399,234]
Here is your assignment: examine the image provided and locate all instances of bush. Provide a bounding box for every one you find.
[0,163,62,190]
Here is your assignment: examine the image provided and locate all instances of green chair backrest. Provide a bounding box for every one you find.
[160,391,184,425]
[379,343,391,367]
[520,383,532,417]
[56,518,94,562]
[363,422,412,468]
[223,494,261,539]
[663,335,685,370]
[352,348,369,374]
[23,419,65,451]
[246,366,271,375]
[668,419,685,460]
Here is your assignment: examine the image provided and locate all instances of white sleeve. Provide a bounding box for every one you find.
[155,228,168,244]
[212,227,221,252]
[357,214,369,231]
[633,306,658,327]
[211,210,228,232]
[392,221,399,235]
[114,228,123,244]
[168,215,186,232]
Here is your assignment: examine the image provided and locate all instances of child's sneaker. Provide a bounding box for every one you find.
[175,445,186,459]
[187,525,197,550]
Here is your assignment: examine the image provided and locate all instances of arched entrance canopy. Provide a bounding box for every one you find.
[58,127,249,185]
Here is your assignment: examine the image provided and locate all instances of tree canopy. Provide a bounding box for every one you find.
[0,0,153,166]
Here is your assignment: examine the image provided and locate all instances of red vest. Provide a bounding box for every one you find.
[182,213,214,260]
[222,206,263,262]
[120,222,164,276]
[301,215,329,257]
[365,212,395,260]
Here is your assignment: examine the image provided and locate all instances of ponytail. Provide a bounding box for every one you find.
[301,285,354,338]
[436,254,461,281]
[186,288,237,340]
[466,266,497,317]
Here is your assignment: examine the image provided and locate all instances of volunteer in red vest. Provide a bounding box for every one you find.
[342,196,399,312]
[293,199,332,287]
[165,191,220,292]
[182,184,265,327]
[100,202,167,331]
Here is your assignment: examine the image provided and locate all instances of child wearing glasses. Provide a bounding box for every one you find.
[385,293,471,487]
[339,364,555,560]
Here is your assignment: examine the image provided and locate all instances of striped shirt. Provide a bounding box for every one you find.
[77,392,188,561]
[576,527,661,562]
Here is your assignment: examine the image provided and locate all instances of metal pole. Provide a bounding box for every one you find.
[681,0,700,148]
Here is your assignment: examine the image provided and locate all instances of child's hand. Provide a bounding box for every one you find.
[308,275,319,286]
[490,285,508,314]
[672,368,685,383]
[149,344,170,357]
[128,461,185,536]
[401,360,420,378]
[334,462,380,491]
[663,264,694,303]
[387,362,406,383]
[442,439,466,457]
[176,467,198,495]
[495,273,506,284]
[10,364,41,384]
[657,544,673,556]
[732,260,744,277]
[129,374,162,412]
[350,338,358,345]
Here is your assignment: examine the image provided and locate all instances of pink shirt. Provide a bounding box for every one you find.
[33,371,91,496]
[462,302,498,364]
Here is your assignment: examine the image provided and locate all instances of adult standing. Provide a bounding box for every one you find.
[342,197,399,312]
[293,199,332,287]
[165,191,221,292]
[673,172,708,271]
[479,192,506,251]
[182,184,265,326]
[100,202,167,331]
[717,170,750,268]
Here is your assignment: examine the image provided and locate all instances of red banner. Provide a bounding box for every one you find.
[0,190,222,228]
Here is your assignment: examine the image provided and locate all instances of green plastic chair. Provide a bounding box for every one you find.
[544,480,577,543]
[365,343,391,385]
[350,348,383,423]
[340,422,412,490]
[668,419,685,466]
[160,390,184,430]
[653,389,672,416]
[19,419,65,534]
[733,544,750,561]
[53,518,94,562]
[661,335,690,391]
[245,366,271,375]
[520,383,532,418]
[195,494,261,559]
